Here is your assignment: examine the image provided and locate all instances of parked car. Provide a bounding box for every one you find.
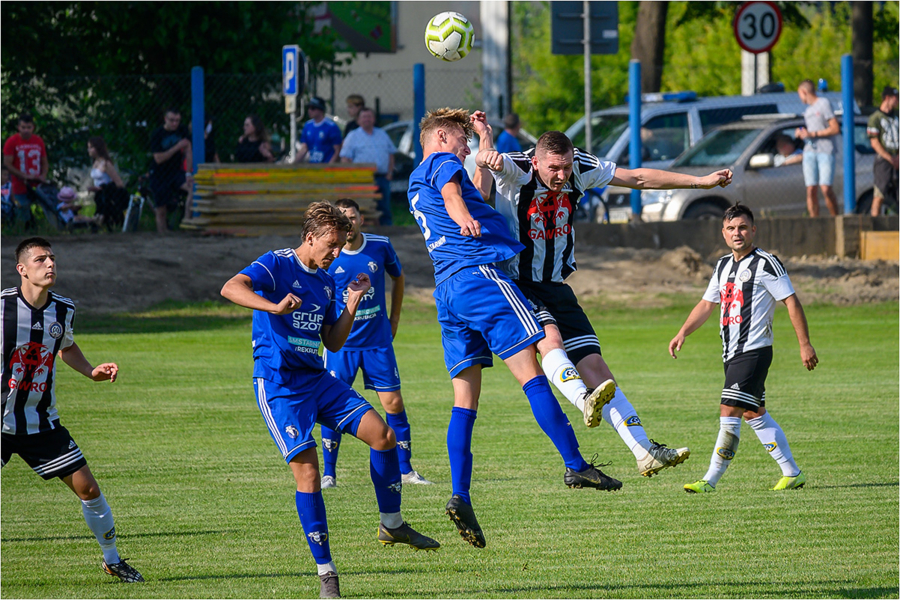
[383,119,537,198]
[635,115,875,221]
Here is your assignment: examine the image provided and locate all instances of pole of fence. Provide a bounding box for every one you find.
[583,0,592,154]
[413,63,425,165]
[629,59,642,219]
[841,54,856,214]
[190,66,204,220]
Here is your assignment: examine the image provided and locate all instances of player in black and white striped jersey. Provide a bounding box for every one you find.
[475,130,732,479]
[1,237,143,583]
[669,204,818,493]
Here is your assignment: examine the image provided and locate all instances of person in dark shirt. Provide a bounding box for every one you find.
[235,115,274,163]
[344,94,365,137]
[149,108,191,233]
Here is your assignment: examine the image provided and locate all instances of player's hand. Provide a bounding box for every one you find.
[795,127,808,139]
[697,169,733,189]
[476,149,503,171]
[92,363,119,383]
[800,344,818,371]
[892,155,900,170]
[176,138,191,150]
[668,334,686,359]
[347,273,371,295]
[460,219,481,237]
[470,111,491,136]
[272,293,302,315]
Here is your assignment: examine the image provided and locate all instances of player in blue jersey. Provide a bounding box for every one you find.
[220,202,439,599]
[319,198,433,488]
[408,108,620,550]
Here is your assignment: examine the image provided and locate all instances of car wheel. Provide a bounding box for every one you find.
[682,201,725,220]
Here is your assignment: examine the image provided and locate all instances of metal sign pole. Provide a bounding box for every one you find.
[583,0,592,153]
[290,109,297,163]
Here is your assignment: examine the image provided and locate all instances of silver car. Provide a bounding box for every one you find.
[636,116,876,221]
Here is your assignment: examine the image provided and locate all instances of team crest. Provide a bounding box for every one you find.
[307,531,328,545]
[323,438,339,451]
[739,270,752,282]
[624,416,642,427]
[285,425,299,439]
[368,261,378,273]
[397,440,411,451]
[560,367,581,383]
[388,482,402,494]
[103,526,116,541]
[48,322,64,339]
[764,442,777,453]
[716,447,735,460]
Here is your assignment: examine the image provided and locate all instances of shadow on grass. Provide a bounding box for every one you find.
[77,301,251,335]
[2,529,236,543]
[155,567,424,583]
[813,481,899,490]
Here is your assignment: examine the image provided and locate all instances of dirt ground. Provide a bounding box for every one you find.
[1,230,897,314]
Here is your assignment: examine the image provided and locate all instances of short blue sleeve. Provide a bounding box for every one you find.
[239,252,278,293]
[328,122,343,145]
[384,242,402,278]
[431,156,465,191]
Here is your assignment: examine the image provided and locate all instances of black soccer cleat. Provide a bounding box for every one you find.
[564,455,623,491]
[445,494,486,548]
[319,571,340,598]
[101,558,144,583]
[377,521,440,550]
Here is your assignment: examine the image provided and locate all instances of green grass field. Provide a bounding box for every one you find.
[2,298,898,599]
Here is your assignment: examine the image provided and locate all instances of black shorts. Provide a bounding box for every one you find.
[873,157,898,203]
[514,280,601,365]
[721,347,773,411]
[1,423,87,480]
[149,171,187,209]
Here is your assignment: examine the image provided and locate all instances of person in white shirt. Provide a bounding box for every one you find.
[340,108,396,225]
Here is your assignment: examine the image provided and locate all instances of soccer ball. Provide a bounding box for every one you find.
[424,12,474,62]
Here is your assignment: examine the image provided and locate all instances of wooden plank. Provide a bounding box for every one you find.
[860,231,899,261]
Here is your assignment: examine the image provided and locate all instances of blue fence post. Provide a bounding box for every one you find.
[190,66,204,220]
[413,64,425,166]
[629,60,642,219]
[841,54,855,214]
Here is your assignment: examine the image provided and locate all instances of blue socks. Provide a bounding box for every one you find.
[385,411,413,473]
[523,375,589,472]
[369,447,402,513]
[321,426,341,479]
[447,406,477,504]
[295,491,332,564]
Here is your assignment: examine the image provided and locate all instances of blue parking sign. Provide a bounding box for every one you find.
[283,45,299,96]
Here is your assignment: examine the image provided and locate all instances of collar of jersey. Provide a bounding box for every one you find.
[291,250,318,274]
[340,233,368,256]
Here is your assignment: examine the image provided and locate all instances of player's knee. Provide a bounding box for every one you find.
[382,396,404,414]
[377,426,397,451]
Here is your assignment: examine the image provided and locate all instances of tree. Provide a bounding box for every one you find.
[631,2,669,93]
[852,2,874,108]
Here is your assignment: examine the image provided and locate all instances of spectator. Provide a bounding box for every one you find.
[867,86,899,216]
[296,97,342,164]
[495,113,522,154]
[235,115,274,163]
[795,79,840,217]
[1,166,13,224]
[149,108,192,233]
[3,112,49,227]
[773,134,803,168]
[340,107,397,225]
[344,94,365,137]
[87,136,127,229]
[56,186,98,231]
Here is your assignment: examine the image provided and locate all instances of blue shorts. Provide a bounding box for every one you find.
[324,346,401,392]
[802,151,835,187]
[434,264,545,377]
[253,370,372,463]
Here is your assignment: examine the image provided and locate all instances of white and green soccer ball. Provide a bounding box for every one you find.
[424,12,474,62]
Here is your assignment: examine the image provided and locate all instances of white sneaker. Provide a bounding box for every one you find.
[582,379,616,428]
[401,470,434,485]
[637,441,691,477]
[321,475,337,489]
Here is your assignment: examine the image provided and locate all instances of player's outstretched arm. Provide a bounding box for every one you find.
[441,177,481,237]
[322,273,371,351]
[611,167,733,191]
[782,294,818,371]
[221,274,301,315]
[669,299,717,359]
[59,343,118,382]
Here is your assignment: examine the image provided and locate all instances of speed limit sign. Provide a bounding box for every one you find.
[734,1,783,54]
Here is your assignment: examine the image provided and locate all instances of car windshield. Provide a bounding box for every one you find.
[568,114,628,156]
[385,123,408,150]
[671,127,761,168]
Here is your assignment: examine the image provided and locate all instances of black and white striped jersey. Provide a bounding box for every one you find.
[702,249,795,362]
[1,287,76,435]
[491,148,616,283]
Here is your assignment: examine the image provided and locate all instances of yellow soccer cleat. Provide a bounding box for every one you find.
[772,471,806,490]
[684,479,716,494]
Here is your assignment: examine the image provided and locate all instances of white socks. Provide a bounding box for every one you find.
[703,417,741,487]
[747,412,800,477]
[380,511,403,529]
[317,561,338,576]
[541,348,589,411]
[81,493,120,564]
[601,389,652,458]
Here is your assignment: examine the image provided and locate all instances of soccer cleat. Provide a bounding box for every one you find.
[320,475,337,489]
[637,440,691,477]
[772,471,806,490]
[684,480,716,494]
[563,455,623,491]
[401,470,435,485]
[377,521,440,551]
[101,559,144,583]
[319,571,341,598]
[445,495,486,548]
[583,379,616,428]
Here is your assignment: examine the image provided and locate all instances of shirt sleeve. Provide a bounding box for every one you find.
[61,309,76,351]
[431,155,465,190]
[761,271,796,302]
[867,113,881,138]
[820,98,835,122]
[381,130,397,154]
[384,241,402,277]
[149,129,163,153]
[329,123,343,146]
[239,252,278,293]
[702,269,721,304]
[339,132,354,159]
[2,136,13,156]
[492,153,531,188]
[577,154,617,190]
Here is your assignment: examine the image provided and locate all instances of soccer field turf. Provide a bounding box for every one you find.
[2,299,897,599]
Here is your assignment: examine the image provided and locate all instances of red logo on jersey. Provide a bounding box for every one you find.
[527,192,573,240]
[7,342,54,392]
[720,283,744,326]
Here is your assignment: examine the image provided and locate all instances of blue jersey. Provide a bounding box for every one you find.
[300,119,342,163]
[327,233,402,350]
[408,152,523,284]
[239,249,341,382]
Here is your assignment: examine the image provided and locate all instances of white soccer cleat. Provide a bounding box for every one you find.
[401,470,434,485]
[321,475,337,489]
[583,379,616,428]
[637,441,691,477]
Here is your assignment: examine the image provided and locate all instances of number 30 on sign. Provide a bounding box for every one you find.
[733,1,783,54]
